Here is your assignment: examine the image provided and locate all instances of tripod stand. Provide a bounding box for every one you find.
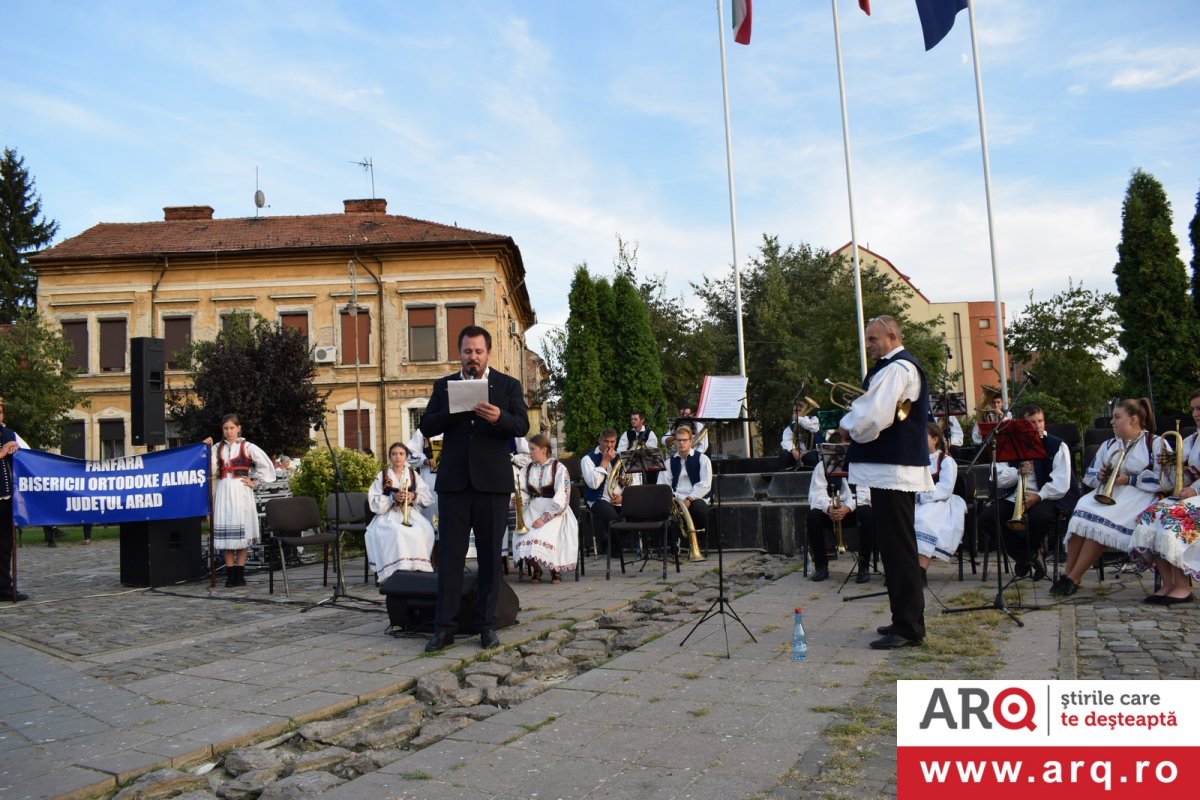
[303,419,380,613]
[679,419,757,656]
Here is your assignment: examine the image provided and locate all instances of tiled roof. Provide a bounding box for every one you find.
[835,242,929,303]
[31,205,513,263]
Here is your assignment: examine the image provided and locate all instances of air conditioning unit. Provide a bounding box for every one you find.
[509,321,520,335]
[312,346,337,364]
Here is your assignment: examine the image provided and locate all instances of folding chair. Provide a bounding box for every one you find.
[606,484,677,580]
[264,496,335,596]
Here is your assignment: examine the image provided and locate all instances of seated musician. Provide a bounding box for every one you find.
[662,405,707,454]
[617,411,657,488]
[366,442,435,581]
[805,430,873,583]
[980,403,1078,580]
[915,423,966,578]
[657,425,712,541]
[779,402,822,470]
[580,428,623,555]
[971,386,1009,445]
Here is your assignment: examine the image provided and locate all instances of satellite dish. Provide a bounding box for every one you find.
[254,190,266,209]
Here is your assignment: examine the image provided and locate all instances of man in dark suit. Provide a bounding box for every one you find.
[420,325,529,651]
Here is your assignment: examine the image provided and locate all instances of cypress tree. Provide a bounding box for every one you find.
[1112,169,1200,414]
[1190,183,1200,317]
[562,266,606,453]
[0,147,59,322]
[592,275,621,428]
[611,273,665,435]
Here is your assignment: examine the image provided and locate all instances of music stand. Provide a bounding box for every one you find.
[930,392,967,419]
[945,418,1044,625]
[679,417,757,656]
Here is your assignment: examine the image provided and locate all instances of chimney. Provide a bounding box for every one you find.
[344,198,387,214]
[163,206,215,221]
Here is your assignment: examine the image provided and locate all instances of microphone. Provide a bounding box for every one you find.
[466,365,478,379]
[1025,371,1041,386]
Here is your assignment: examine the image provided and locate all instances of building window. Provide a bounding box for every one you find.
[99,319,127,372]
[408,406,426,441]
[165,419,183,450]
[342,407,371,453]
[408,307,437,361]
[99,419,125,460]
[163,317,192,370]
[280,312,309,342]
[981,359,994,370]
[445,306,475,360]
[221,312,250,334]
[61,420,86,459]
[978,318,990,329]
[340,308,371,365]
[61,320,88,371]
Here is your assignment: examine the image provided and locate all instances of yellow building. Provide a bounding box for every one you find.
[31,199,540,459]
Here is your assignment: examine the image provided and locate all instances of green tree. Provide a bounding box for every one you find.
[1112,169,1200,413]
[592,275,621,427]
[1005,283,1122,432]
[611,272,665,433]
[1190,183,1200,317]
[562,266,605,453]
[0,312,85,448]
[0,147,59,322]
[167,312,327,456]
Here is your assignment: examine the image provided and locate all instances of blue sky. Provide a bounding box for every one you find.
[5,1,1199,352]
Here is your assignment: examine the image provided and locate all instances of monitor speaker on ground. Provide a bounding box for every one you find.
[119,518,203,587]
[131,337,166,447]
[379,570,519,634]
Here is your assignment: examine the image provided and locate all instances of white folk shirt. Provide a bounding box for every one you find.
[839,346,935,493]
[617,427,658,453]
[580,447,619,507]
[994,435,1072,502]
[657,452,712,502]
[807,461,871,514]
[780,416,820,451]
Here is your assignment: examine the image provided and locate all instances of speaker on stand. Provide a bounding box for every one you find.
[131,337,165,447]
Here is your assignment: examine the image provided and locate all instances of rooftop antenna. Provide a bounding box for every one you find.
[254,167,267,216]
[350,157,375,199]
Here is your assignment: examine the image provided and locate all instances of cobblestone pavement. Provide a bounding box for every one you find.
[0,538,1194,799]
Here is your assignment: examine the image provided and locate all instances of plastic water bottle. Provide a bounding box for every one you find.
[792,608,808,661]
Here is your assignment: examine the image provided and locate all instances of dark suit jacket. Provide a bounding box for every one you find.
[419,368,529,494]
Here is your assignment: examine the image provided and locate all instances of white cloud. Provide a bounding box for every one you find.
[1071,45,1200,91]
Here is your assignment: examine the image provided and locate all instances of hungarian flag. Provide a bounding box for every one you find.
[915,0,968,50]
[733,0,752,45]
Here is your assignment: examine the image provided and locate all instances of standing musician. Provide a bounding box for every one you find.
[838,315,933,649]
[805,430,873,583]
[657,425,712,541]
[0,399,31,602]
[1053,397,1166,598]
[580,428,623,555]
[980,403,1078,580]
[779,401,822,470]
[1130,389,1200,604]
[662,406,707,454]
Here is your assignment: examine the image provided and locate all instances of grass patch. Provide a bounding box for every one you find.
[641,589,661,599]
[819,680,843,689]
[811,705,841,713]
[519,715,557,734]
[832,659,855,666]
[647,696,663,703]
[760,622,781,634]
[681,672,701,680]
[689,707,710,718]
[400,771,431,780]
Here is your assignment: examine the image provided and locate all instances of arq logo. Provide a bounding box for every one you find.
[919,686,1037,731]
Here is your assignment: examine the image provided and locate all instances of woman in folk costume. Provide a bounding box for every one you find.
[1129,389,1200,605]
[1053,397,1167,597]
[512,433,578,584]
[915,423,966,572]
[366,442,435,582]
[205,414,275,587]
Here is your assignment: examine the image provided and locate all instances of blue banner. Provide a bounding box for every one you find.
[12,443,210,526]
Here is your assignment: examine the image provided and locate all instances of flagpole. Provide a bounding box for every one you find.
[716,0,752,456]
[966,0,1010,408]
[830,0,869,379]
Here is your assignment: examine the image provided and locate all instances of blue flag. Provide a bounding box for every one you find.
[916,0,968,51]
[12,443,210,526]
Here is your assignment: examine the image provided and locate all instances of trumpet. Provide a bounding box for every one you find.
[400,470,413,527]
[824,378,911,422]
[384,472,414,526]
[1095,439,1135,506]
[830,489,847,554]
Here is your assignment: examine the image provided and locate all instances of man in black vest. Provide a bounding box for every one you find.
[981,403,1079,579]
[838,316,933,649]
[658,425,712,536]
[0,399,30,601]
[580,428,622,554]
[420,326,529,651]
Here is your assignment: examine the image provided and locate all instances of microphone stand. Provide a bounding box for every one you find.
[303,419,380,612]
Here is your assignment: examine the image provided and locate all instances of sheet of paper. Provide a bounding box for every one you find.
[448,379,489,414]
[696,375,748,420]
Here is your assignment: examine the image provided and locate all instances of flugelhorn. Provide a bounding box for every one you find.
[1161,421,1186,501]
[824,378,911,421]
[1095,439,1135,505]
[513,470,529,534]
[1006,469,1027,531]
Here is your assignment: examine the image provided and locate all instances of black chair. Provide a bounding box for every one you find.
[1081,443,1101,475]
[1156,413,1190,435]
[1083,428,1111,448]
[606,484,676,580]
[1093,416,1112,429]
[953,463,979,581]
[319,492,371,583]
[263,496,335,596]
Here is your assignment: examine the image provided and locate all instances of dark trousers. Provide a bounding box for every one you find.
[981,498,1058,565]
[589,500,620,552]
[0,499,14,594]
[805,506,874,570]
[872,488,925,641]
[435,490,508,635]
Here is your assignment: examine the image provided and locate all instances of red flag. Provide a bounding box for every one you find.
[860,0,871,14]
[733,0,752,45]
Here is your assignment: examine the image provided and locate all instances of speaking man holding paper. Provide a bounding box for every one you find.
[419,325,528,652]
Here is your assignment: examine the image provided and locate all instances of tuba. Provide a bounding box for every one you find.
[605,457,631,504]
[977,385,1004,424]
[670,497,706,562]
[825,378,911,421]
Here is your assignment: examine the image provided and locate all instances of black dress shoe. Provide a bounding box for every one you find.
[855,571,871,584]
[876,624,895,635]
[424,632,454,652]
[810,567,829,582]
[4,591,29,602]
[870,632,922,650]
[479,628,500,649]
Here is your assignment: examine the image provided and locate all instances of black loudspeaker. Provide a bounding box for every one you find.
[379,570,519,633]
[131,337,165,447]
[119,518,203,586]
